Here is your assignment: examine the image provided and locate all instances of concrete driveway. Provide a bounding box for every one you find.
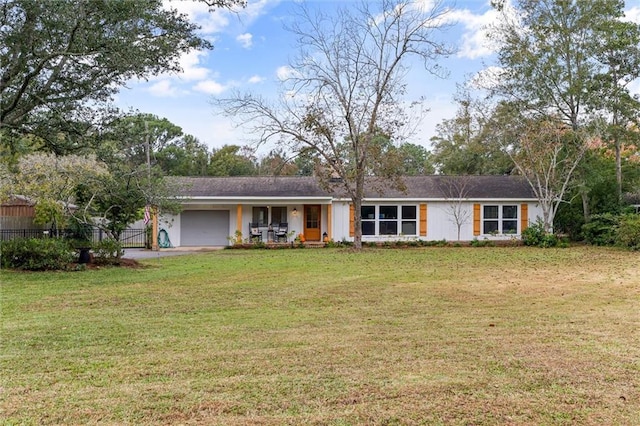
[123,247,224,259]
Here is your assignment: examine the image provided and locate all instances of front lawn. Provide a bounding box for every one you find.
[1,247,639,425]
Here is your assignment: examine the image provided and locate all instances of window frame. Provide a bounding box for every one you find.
[360,204,419,237]
[252,206,268,227]
[482,204,519,235]
[271,206,287,225]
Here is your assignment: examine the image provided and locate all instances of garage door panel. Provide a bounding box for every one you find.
[181,210,229,246]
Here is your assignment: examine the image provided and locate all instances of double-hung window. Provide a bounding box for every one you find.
[361,205,418,236]
[401,206,417,235]
[483,205,518,234]
[379,206,398,235]
[252,206,268,226]
[362,206,376,235]
[271,207,287,225]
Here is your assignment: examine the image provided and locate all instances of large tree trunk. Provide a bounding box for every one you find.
[542,204,553,234]
[581,189,590,223]
[352,173,366,250]
[615,140,622,201]
[352,197,362,250]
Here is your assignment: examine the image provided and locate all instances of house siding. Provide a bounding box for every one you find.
[163,176,542,247]
[163,200,542,246]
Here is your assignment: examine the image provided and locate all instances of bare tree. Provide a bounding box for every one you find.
[214,0,452,249]
[438,176,473,241]
[503,115,588,233]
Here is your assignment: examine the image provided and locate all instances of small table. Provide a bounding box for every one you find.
[267,228,275,242]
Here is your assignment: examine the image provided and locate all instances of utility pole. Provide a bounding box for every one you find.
[144,121,159,251]
[145,121,151,180]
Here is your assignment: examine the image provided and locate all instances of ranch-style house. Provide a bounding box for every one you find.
[157,175,542,247]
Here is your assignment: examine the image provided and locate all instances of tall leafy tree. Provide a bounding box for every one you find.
[74,163,181,257]
[215,0,453,249]
[485,0,637,225]
[396,143,435,176]
[590,12,640,197]
[156,134,211,176]
[431,91,512,175]
[256,148,299,176]
[0,0,231,149]
[487,0,607,129]
[3,152,108,231]
[293,148,319,176]
[99,112,184,168]
[208,145,256,176]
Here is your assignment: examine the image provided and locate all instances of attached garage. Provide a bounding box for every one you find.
[180,210,230,246]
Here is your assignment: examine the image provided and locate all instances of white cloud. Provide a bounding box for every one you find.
[236,32,253,49]
[413,0,439,12]
[238,0,283,26]
[447,6,501,59]
[148,80,180,97]
[177,50,211,81]
[162,0,230,34]
[276,65,297,81]
[248,75,265,84]
[624,6,640,24]
[194,79,228,95]
[468,66,507,90]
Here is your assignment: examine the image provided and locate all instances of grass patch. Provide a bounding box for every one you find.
[2,246,639,425]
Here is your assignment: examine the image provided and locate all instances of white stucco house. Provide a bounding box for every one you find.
[158,175,543,247]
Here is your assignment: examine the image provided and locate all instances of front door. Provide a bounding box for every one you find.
[304,205,321,241]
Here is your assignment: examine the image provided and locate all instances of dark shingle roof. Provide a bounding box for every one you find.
[169,175,536,199]
[170,176,329,198]
[371,175,536,199]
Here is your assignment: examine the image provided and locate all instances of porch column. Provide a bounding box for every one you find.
[327,204,332,241]
[151,206,159,251]
[236,204,243,243]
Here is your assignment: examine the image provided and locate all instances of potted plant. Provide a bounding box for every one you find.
[65,220,93,263]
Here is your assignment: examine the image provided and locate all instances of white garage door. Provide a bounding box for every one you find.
[180,210,230,246]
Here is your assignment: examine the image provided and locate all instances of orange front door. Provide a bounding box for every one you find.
[304,205,321,241]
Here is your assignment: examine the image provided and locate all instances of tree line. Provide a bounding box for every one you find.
[1,0,639,251]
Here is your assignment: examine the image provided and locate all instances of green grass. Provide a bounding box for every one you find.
[1,246,639,425]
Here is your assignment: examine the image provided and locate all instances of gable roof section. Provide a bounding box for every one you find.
[170,176,329,198]
[372,175,536,199]
[169,175,536,200]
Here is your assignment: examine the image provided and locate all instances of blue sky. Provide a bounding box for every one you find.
[114,0,640,154]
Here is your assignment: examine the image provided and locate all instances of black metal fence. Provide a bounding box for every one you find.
[0,228,148,248]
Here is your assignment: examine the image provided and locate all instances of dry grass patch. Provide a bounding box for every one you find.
[1,246,639,425]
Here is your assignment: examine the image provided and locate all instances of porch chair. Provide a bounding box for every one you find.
[248,222,262,241]
[275,222,288,242]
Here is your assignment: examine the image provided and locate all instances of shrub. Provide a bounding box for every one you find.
[92,239,124,265]
[522,220,559,248]
[616,214,640,250]
[251,240,266,249]
[470,238,494,247]
[0,238,75,271]
[522,221,544,246]
[539,233,560,248]
[582,213,619,246]
[339,239,354,247]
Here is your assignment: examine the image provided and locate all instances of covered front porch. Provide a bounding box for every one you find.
[235,202,333,244]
